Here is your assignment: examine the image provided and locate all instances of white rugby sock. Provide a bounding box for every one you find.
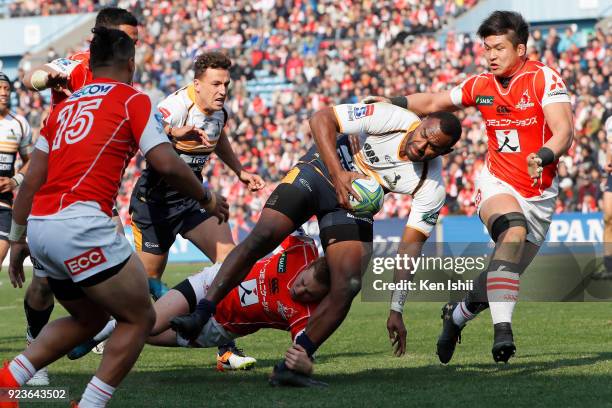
[452,301,476,327]
[8,354,36,386]
[486,262,519,324]
[93,320,116,342]
[79,376,115,408]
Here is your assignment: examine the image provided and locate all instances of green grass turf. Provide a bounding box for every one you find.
[1,264,612,407]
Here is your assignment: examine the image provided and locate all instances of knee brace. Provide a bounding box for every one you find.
[490,212,527,243]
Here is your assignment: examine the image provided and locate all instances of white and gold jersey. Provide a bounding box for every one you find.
[332,103,445,235]
[0,111,32,207]
[157,84,227,173]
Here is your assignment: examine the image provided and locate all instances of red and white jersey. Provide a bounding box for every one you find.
[31,78,169,218]
[45,51,92,109]
[450,60,571,199]
[214,235,319,340]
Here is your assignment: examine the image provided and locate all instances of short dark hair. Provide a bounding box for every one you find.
[95,7,138,28]
[429,111,462,145]
[477,11,529,47]
[90,27,135,70]
[194,52,232,79]
[311,257,330,287]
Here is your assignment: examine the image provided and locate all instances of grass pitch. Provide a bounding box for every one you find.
[1,264,612,407]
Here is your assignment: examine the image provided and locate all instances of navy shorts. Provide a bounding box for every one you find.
[265,158,373,251]
[129,193,211,254]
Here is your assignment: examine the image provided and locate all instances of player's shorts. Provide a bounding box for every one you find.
[28,215,133,299]
[264,158,373,250]
[173,264,239,348]
[129,192,212,254]
[604,175,612,194]
[0,208,11,241]
[475,166,555,246]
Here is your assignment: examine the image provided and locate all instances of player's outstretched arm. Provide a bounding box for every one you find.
[215,131,265,191]
[309,107,363,209]
[364,91,457,117]
[145,143,229,223]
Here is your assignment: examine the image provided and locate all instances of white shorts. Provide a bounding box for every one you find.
[28,216,133,283]
[475,166,555,246]
[175,264,239,348]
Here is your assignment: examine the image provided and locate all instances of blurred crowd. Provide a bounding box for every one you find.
[6,0,611,227]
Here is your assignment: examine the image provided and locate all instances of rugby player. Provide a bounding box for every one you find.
[18,7,139,383]
[170,102,462,380]
[0,74,39,386]
[130,52,263,366]
[593,116,612,280]
[131,51,264,301]
[0,27,228,408]
[368,11,574,363]
[68,233,327,378]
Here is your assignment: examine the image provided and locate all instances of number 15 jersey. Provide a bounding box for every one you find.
[31,78,169,219]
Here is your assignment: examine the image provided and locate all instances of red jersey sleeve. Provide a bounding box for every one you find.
[450,75,481,108]
[125,93,170,155]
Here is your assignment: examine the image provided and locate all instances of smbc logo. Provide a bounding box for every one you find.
[475,95,494,105]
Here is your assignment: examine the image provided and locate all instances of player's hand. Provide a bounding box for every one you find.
[0,177,15,193]
[8,241,29,288]
[170,125,213,147]
[201,191,229,224]
[285,345,313,376]
[331,170,367,210]
[387,310,407,357]
[527,153,543,187]
[47,71,70,96]
[361,96,390,104]
[239,170,265,191]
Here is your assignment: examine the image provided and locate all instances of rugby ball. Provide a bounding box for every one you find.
[349,177,384,214]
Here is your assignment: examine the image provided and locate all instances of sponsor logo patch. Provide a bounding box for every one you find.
[69,84,116,100]
[277,252,287,273]
[238,279,259,307]
[422,211,439,226]
[496,105,511,115]
[347,104,374,120]
[64,247,107,276]
[495,129,521,153]
[475,95,494,105]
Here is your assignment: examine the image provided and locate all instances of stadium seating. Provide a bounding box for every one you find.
[5,0,610,224]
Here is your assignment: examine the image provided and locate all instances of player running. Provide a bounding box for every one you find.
[130,51,264,300]
[17,7,139,383]
[0,27,228,408]
[367,11,574,363]
[68,233,326,380]
[170,102,462,381]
